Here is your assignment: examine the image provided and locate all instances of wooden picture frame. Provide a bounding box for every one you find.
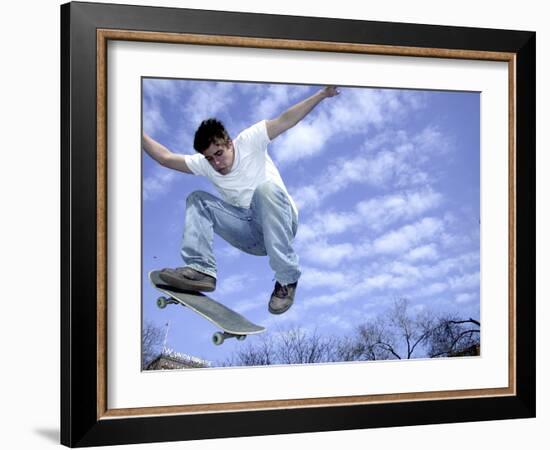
[61,1,535,446]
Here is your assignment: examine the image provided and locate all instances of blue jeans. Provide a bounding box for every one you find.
[181,181,301,285]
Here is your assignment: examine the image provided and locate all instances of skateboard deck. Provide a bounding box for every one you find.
[149,270,265,345]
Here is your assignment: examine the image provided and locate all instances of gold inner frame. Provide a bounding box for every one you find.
[96,29,517,420]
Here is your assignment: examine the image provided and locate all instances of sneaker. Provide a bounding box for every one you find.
[158,267,216,292]
[268,281,298,315]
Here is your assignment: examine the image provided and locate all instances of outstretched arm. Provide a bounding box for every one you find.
[266,86,340,140]
[142,133,193,174]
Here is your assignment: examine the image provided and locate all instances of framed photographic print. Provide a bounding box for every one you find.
[61,1,535,447]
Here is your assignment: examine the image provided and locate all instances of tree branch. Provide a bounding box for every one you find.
[377,341,402,359]
[447,318,480,327]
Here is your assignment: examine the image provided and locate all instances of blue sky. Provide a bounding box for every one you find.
[142,78,480,366]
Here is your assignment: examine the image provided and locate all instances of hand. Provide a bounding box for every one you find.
[321,86,340,98]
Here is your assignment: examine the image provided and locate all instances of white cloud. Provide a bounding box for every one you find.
[272,112,332,163]
[408,252,479,286]
[218,273,254,296]
[296,187,443,246]
[273,88,424,165]
[143,101,168,136]
[299,267,355,290]
[261,305,302,328]
[218,245,242,260]
[356,187,443,232]
[360,273,396,290]
[233,293,266,314]
[317,312,355,331]
[254,84,310,120]
[301,240,360,268]
[455,292,478,304]
[417,282,448,297]
[372,217,444,255]
[182,82,237,129]
[388,261,423,280]
[440,231,475,250]
[291,185,323,210]
[296,211,361,244]
[291,125,449,212]
[322,212,361,234]
[448,272,480,291]
[302,291,352,309]
[142,79,187,136]
[143,79,182,104]
[142,168,178,201]
[296,248,480,313]
[404,244,439,262]
[297,213,447,276]
[274,119,333,162]
[302,271,413,310]
[412,126,451,160]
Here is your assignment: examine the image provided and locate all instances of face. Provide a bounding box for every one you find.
[203,140,234,175]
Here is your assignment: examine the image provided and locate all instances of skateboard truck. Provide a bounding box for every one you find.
[157,296,179,309]
[212,332,247,346]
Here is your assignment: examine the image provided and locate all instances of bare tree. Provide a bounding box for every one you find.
[331,335,364,362]
[277,327,333,364]
[142,321,164,369]
[349,299,434,360]
[387,298,437,359]
[349,299,479,360]
[354,319,399,360]
[221,326,337,367]
[221,299,481,367]
[426,316,480,357]
[223,334,276,367]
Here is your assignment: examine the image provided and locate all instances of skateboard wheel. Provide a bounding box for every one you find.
[212,332,225,346]
[236,335,246,341]
[157,296,168,309]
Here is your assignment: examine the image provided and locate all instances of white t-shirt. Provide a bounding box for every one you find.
[184,120,298,216]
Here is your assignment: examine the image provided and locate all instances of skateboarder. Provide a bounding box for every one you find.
[142,85,340,315]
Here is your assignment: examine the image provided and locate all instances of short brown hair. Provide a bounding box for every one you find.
[193,118,231,153]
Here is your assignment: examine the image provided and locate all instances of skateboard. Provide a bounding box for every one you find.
[149,270,266,345]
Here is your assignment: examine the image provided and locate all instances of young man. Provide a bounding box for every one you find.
[143,85,339,315]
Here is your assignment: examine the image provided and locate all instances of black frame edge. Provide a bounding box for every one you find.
[62,1,102,446]
[67,1,533,52]
[74,395,535,447]
[515,31,536,418]
[60,2,71,445]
